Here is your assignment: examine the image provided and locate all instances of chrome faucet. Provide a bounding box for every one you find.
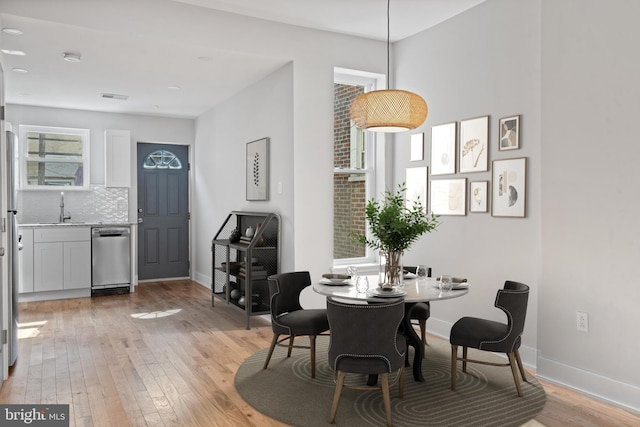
[59,191,71,223]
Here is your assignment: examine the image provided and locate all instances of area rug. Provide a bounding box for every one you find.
[235,336,545,426]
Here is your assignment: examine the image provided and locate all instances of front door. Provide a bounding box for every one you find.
[137,143,189,280]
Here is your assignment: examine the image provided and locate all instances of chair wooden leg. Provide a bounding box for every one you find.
[380,373,393,427]
[419,319,427,347]
[263,334,279,369]
[514,349,528,382]
[507,352,523,397]
[398,366,405,399]
[462,347,468,373]
[287,335,295,357]
[451,345,458,390]
[329,371,346,424]
[310,335,317,379]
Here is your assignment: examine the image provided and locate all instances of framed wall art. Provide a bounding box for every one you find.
[246,137,269,201]
[410,133,424,161]
[430,122,456,175]
[405,166,428,212]
[459,116,489,173]
[469,181,489,213]
[492,157,526,217]
[499,115,520,151]
[430,178,466,216]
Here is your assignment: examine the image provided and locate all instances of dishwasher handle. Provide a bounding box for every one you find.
[92,227,130,237]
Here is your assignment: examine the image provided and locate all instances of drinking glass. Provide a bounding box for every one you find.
[346,265,357,279]
[356,276,369,293]
[439,275,453,291]
[416,265,428,280]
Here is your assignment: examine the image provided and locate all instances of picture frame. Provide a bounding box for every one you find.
[410,133,424,161]
[430,122,456,175]
[405,166,428,212]
[459,116,489,173]
[498,115,520,151]
[430,178,466,216]
[246,137,269,201]
[469,181,489,213]
[492,157,526,217]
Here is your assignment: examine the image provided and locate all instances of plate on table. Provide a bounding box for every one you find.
[367,287,407,298]
[432,282,470,290]
[403,272,417,279]
[320,274,351,286]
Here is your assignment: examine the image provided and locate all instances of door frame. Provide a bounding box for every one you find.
[134,140,192,284]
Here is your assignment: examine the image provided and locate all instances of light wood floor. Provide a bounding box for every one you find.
[0,280,637,426]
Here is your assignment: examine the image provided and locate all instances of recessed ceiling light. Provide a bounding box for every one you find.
[2,28,23,36]
[62,52,82,62]
[12,68,28,73]
[167,86,181,90]
[198,56,212,61]
[1,49,26,56]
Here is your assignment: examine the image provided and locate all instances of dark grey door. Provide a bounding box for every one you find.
[137,143,189,280]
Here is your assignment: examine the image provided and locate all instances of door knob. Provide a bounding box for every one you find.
[138,218,143,224]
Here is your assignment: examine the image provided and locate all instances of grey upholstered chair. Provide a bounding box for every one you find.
[404,266,432,347]
[327,296,406,427]
[450,281,530,397]
[264,271,330,378]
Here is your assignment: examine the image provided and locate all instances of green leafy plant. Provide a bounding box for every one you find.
[354,183,439,253]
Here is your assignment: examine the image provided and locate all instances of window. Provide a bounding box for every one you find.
[19,125,90,189]
[143,150,183,169]
[333,68,386,266]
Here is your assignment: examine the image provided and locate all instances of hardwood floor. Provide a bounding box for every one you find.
[0,280,637,426]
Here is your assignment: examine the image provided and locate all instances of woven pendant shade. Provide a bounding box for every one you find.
[350,89,428,132]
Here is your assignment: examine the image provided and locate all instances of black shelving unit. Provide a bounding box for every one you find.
[211,211,280,329]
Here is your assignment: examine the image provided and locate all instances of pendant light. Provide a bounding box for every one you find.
[350,0,428,133]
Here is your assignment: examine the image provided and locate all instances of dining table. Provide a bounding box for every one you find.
[313,275,469,382]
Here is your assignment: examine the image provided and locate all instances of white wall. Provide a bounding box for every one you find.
[538,0,640,412]
[191,63,294,288]
[392,0,541,366]
[394,0,639,412]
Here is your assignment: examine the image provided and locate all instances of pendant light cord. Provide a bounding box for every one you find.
[387,0,391,89]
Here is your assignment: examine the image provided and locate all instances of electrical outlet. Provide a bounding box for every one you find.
[576,311,589,332]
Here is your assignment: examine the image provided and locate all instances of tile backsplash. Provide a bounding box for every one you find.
[18,185,129,224]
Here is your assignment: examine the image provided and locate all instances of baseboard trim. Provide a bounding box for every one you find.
[192,272,211,289]
[537,357,640,414]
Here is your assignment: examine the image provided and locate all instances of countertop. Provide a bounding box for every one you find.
[19,222,136,228]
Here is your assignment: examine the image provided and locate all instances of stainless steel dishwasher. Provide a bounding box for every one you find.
[92,227,131,295]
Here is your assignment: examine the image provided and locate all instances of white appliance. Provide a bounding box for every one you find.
[6,130,19,366]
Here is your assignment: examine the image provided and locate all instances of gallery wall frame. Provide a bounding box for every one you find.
[499,115,520,151]
[459,116,489,173]
[405,166,428,212]
[430,178,467,216]
[430,122,456,175]
[410,133,424,161]
[469,180,489,213]
[246,137,269,201]
[492,157,526,217]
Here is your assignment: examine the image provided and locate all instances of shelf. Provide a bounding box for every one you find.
[211,211,280,329]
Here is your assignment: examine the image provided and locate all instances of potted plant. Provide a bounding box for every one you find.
[354,183,439,287]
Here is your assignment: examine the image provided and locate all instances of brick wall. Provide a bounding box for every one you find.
[333,83,366,259]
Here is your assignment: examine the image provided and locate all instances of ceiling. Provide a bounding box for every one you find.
[0,0,484,119]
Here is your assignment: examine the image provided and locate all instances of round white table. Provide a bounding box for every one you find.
[313,276,469,382]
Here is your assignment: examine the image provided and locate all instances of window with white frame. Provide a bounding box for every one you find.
[333,68,384,266]
[19,125,90,189]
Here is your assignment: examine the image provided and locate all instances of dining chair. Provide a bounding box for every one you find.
[404,266,432,347]
[449,280,530,397]
[326,296,406,427]
[264,271,330,378]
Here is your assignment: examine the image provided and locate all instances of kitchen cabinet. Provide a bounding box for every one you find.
[33,227,91,292]
[105,129,131,187]
[211,211,280,329]
[18,228,34,293]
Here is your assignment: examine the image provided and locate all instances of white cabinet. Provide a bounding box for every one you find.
[105,129,131,187]
[33,227,91,292]
[18,228,34,293]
